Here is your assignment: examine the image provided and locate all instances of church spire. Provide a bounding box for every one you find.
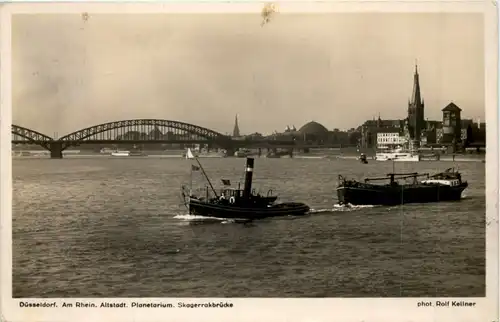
[407,62,425,144]
[232,114,240,137]
[410,63,422,106]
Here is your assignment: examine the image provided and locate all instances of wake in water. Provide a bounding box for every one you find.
[173,213,245,224]
[309,203,376,213]
[173,212,312,224]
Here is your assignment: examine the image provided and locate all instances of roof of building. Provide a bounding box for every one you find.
[442,102,462,112]
[298,121,329,135]
[363,119,404,128]
[376,127,402,134]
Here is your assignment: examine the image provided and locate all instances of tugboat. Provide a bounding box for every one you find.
[180,149,310,220]
[337,168,468,206]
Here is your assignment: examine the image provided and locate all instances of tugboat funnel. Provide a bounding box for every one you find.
[243,157,254,199]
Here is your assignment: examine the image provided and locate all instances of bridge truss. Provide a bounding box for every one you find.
[11,125,54,149]
[56,119,230,149]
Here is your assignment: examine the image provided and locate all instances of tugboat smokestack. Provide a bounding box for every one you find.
[243,158,254,199]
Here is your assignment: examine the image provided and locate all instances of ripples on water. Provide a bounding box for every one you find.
[12,157,485,297]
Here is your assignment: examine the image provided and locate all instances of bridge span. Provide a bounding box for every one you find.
[11,119,235,158]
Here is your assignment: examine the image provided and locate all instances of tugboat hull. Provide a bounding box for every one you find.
[189,199,310,220]
[337,183,467,206]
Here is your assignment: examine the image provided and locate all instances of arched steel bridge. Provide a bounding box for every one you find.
[12,119,234,158]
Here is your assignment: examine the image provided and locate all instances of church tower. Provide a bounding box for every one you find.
[232,114,240,137]
[407,63,425,144]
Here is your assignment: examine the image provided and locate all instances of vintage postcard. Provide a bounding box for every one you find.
[0,1,498,322]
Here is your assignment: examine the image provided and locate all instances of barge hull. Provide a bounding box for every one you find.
[337,184,467,206]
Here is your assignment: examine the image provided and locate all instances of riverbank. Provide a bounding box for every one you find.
[12,147,486,162]
[12,153,486,163]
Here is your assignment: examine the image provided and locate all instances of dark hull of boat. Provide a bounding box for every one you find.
[189,199,310,220]
[337,183,468,206]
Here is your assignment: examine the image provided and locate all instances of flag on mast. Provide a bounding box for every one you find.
[186,148,195,159]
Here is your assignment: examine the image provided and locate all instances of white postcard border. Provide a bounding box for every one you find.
[0,2,498,322]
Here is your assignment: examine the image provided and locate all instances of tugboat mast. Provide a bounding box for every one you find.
[187,148,218,198]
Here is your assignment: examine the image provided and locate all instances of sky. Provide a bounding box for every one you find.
[11,13,484,136]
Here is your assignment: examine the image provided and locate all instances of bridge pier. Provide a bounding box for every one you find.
[49,142,63,159]
[288,148,293,158]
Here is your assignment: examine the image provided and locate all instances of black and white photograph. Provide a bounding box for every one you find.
[1,2,498,322]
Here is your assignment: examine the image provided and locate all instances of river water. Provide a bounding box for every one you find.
[12,157,485,297]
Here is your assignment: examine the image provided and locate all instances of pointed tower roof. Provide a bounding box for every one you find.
[410,63,422,105]
[442,102,462,112]
[232,114,240,137]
